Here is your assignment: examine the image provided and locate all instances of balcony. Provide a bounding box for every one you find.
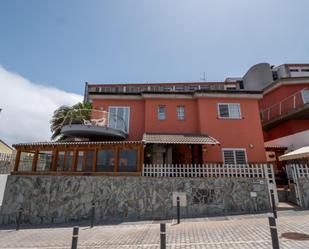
[261,89,309,130]
[60,109,128,140]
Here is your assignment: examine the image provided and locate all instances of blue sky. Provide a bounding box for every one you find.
[1,0,309,95]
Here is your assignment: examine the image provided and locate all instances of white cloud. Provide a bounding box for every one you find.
[0,66,83,146]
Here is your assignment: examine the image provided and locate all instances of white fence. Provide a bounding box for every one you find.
[142,163,274,179]
[286,164,309,179]
[0,153,14,174]
[143,163,278,205]
[0,153,12,162]
[286,164,309,207]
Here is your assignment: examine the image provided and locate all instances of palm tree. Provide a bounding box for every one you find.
[50,102,92,141]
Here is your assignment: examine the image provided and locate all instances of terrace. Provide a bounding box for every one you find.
[60,109,129,140]
[86,82,239,95]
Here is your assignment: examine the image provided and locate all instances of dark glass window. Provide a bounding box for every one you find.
[289,69,299,72]
[64,151,74,171]
[119,149,137,172]
[84,151,94,172]
[76,150,94,172]
[96,150,115,172]
[57,152,65,171]
[76,151,84,171]
[37,151,53,171]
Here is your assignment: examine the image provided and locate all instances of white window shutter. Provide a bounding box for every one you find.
[235,150,247,164]
[223,150,235,164]
[229,104,241,118]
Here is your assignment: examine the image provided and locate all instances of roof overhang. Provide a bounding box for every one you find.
[279,146,309,161]
[194,92,263,99]
[263,77,309,95]
[88,90,263,100]
[142,133,220,145]
[13,140,142,150]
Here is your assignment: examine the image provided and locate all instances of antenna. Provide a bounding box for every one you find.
[200,72,206,81]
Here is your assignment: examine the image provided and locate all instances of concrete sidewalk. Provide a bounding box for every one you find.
[1,210,309,249]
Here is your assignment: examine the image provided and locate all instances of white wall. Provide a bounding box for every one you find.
[0,174,8,206]
[265,129,309,150]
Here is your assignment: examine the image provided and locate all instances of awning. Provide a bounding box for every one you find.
[142,133,220,145]
[279,146,309,161]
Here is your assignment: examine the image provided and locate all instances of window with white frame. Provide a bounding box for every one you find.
[177,106,185,120]
[158,105,166,120]
[222,149,247,165]
[108,106,130,133]
[218,103,241,119]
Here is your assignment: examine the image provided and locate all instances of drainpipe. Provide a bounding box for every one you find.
[191,145,194,164]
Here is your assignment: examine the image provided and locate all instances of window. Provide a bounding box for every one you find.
[96,150,115,172]
[175,86,185,91]
[158,106,166,120]
[57,152,65,171]
[163,86,173,91]
[222,149,247,165]
[119,149,137,172]
[177,106,185,120]
[200,85,210,90]
[18,152,35,171]
[108,106,130,133]
[289,68,299,72]
[65,151,74,171]
[189,86,198,91]
[37,151,53,171]
[76,150,94,172]
[218,103,241,119]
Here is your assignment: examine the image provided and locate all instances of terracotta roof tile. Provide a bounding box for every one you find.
[142,133,219,145]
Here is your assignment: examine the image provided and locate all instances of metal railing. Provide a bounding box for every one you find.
[142,163,274,178]
[260,88,309,122]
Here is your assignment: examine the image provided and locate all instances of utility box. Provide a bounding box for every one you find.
[172,192,187,207]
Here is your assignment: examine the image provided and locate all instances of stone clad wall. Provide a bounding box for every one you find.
[0,175,270,225]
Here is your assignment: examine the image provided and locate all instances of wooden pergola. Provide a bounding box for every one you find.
[12,141,144,176]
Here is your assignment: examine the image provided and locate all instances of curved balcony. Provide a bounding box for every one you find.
[60,109,128,140]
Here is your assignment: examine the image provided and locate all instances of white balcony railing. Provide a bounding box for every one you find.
[261,88,309,123]
[142,163,274,179]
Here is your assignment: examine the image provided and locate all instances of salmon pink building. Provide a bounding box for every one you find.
[11,81,268,176]
[3,81,277,225]
[82,82,266,166]
[5,63,309,226]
